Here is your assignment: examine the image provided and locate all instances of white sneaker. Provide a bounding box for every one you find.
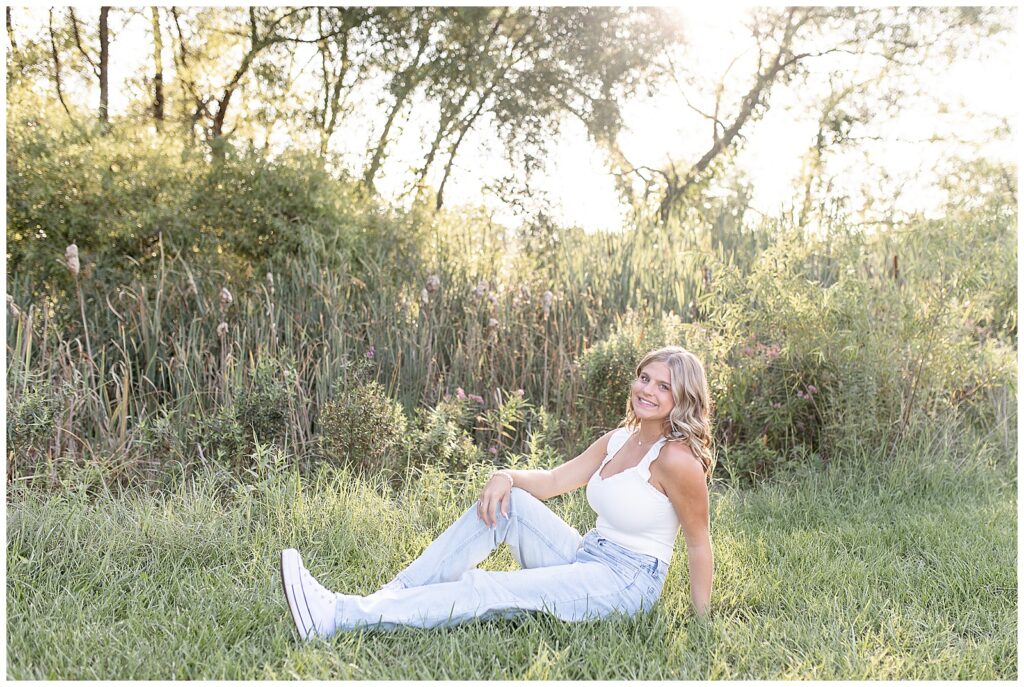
[280,549,337,640]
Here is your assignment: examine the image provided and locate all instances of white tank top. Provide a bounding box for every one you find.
[585,427,680,564]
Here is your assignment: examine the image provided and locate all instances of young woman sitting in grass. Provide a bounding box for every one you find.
[281,345,714,638]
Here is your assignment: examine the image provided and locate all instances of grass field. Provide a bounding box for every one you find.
[6,440,1016,680]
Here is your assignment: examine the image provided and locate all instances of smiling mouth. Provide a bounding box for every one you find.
[636,397,657,408]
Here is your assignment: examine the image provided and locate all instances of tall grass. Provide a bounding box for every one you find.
[7,203,1017,487]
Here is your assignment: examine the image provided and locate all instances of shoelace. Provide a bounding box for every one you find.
[300,568,336,607]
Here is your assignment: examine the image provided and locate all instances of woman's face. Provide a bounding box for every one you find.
[631,360,675,422]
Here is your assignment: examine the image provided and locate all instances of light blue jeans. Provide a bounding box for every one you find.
[333,487,668,632]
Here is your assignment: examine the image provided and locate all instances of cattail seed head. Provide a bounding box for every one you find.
[64,244,80,278]
[219,287,233,309]
[7,295,23,319]
[471,280,489,299]
[217,321,228,338]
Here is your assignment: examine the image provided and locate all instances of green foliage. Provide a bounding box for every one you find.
[576,312,685,435]
[5,372,57,460]
[411,396,483,473]
[477,388,533,458]
[189,404,246,469]
[4,107,1015,489]
[233,354,297,449]
[318,382,409,475]
[5,112,377,307]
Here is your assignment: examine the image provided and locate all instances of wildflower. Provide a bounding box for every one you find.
[456,387,466,400]
[542,290,553,318]
[741,346,754,357]
[64,244,80,277]
[488,292,499,306]
[469,394,484,404]
[519,284,530,300]
[217,322,228,338]
[515,389,524,398]
[796,389,806,399]
[488,318,499,329]
[807,384,818,395]
[488,446,499,456]
[425,274,441,293]
[365,345,375,360]
[471,280,489,299]
[219,287,233,309]
[771,401,781,409]
[420,288,430,305]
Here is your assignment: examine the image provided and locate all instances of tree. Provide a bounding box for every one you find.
[650,6,1011,223]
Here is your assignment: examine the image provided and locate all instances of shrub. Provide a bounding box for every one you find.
[188,404,245,470]
[6,374,58,477]
[716,436,783,482]
[411,397,482,473]
[233,355,296,449]
[576,312,685,435]
[318,382,409,475]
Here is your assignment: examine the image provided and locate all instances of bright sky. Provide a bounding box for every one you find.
[8,5,1017,233]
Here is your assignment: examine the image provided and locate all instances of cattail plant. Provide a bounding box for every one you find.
[217,286,233,403]
[65,244,94,370]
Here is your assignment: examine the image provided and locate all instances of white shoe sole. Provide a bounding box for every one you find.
[280,548,314,639]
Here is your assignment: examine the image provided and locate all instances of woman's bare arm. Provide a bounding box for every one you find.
[476,429,617,526]
[655,442,713,618]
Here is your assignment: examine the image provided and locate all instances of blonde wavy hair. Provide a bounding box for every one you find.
[623,345,715,479]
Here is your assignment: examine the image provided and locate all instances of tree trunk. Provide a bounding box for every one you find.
[436,94,491,210]
[151,7,164,126]
[657,9,804,223]
[99,6,109,125]
[362,33,432,192]
[47,9,79,128]
[6,7,17,51]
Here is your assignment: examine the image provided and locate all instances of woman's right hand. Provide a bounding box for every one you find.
[476,472,513,528]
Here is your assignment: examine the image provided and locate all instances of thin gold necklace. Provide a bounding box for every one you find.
[635,432,661,446]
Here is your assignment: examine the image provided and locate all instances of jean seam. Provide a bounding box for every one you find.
[431,525,489,583]
[553,573,643,614]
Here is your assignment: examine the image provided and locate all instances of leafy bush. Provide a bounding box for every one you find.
[575,312,685,434]
[318,382,409,475]
[6,374,58,476]
[411,396,482,473]
[188,405,245,469]
[233,355,296,449]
